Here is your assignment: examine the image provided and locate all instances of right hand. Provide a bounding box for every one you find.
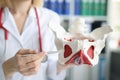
[3,49,46,78]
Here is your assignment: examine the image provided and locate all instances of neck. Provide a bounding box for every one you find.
[8,0,32,15]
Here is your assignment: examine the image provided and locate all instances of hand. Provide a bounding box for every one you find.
[15,49,46,76]
[3,49,45,79]
[57,61,75,74]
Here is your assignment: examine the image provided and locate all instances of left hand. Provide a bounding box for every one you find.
[57,61,75,74]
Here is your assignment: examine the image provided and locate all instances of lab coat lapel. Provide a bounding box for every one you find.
[3,17,21,40]
[21,8,36,37]
[2,7,22,44]
[2,7,38,46]
[20,7,36,42]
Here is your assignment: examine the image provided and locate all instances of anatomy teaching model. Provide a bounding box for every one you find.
[49,18,112,66]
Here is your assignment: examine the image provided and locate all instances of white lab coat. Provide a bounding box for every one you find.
[0,7,66,80]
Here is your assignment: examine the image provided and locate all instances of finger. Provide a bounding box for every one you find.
[17,52,46,67]
[21,54,40,64]
[21,52,45,63]
[20,63,40,76]
[21,68,38,76]
[18,49,38,55]
[38,52,46,61]
[18,59,41,73]
[23,71,37,76]
[15,54,38,67]
[15,50,39,69]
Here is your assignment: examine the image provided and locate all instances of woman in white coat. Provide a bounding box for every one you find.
[0,0,70,80]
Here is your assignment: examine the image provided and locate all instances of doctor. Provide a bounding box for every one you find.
[0,0,71,80]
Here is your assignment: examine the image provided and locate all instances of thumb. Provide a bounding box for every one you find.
[38,52,46,61]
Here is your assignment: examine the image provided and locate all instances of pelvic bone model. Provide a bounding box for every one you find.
[49,18,112,66]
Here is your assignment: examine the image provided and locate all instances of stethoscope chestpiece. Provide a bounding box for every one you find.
[41,55,48,63]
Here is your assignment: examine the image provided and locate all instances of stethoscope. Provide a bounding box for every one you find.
[0,7,47,62]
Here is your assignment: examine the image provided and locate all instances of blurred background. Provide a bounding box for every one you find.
[43,0,120,80]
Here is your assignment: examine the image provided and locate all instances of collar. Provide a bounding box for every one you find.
[28,7,36,18]
[1,7,41,46]
[3,6,41,19]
